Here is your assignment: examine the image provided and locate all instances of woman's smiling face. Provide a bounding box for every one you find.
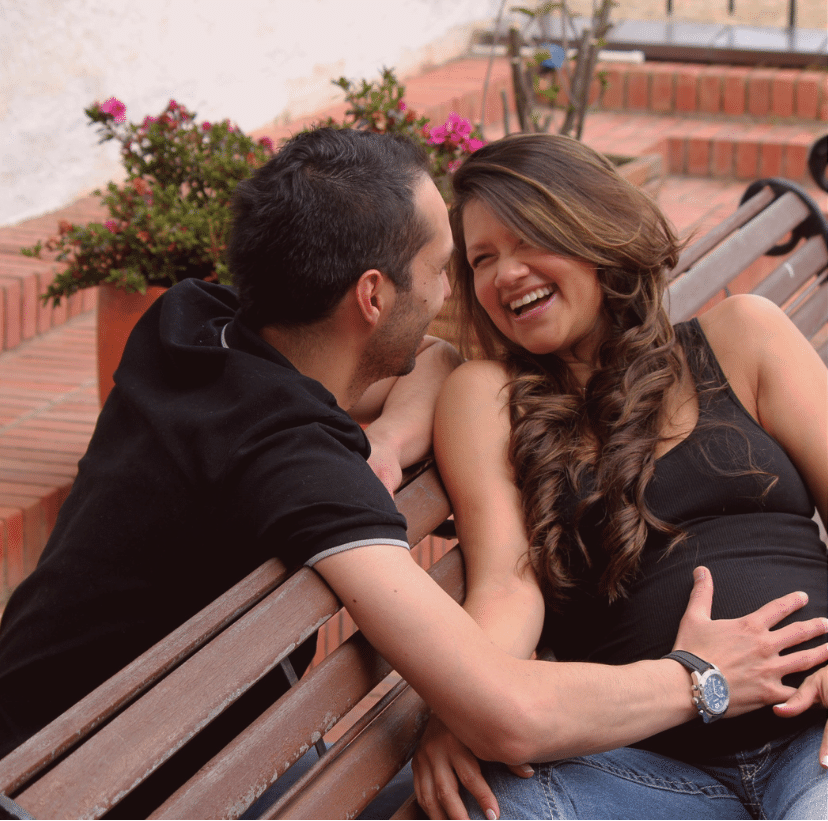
[463,198,609,367]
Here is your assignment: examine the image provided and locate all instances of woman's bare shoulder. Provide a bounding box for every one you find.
[696,294,794,412]
[697,293,790,366]
[440,358,511,405]
[697,293,787,345]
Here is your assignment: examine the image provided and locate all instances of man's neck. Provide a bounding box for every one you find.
[259,323,363,409]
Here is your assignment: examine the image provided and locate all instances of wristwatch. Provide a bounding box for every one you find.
[662,650,730,723]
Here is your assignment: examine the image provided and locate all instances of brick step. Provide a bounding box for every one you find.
[0,311,99,605]
[664,129,820,180]
[0,194,103,354]
[560,60,828,122]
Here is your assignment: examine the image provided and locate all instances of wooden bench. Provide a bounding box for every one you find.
[1,139,826,820]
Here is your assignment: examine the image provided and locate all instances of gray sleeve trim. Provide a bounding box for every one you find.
[305,538,410,567]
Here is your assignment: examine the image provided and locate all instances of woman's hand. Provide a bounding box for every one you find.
[413,716,533,820]
[774,667,828,768]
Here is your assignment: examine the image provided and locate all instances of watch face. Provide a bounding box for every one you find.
[702,672,730,715]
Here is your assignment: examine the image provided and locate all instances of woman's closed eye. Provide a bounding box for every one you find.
[470,252,493,269]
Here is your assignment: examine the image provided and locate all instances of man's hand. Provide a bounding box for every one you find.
[672,567,828,716]
[351,337,462,494]
[364,434,403,495]
[413,717,533,820]
[774,667,828,768]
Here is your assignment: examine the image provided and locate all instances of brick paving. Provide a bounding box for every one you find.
[0,55,826,616]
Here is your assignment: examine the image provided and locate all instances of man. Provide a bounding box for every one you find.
[0,127,459,797]
[1,128,823,818]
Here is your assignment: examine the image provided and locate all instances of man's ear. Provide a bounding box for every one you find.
[354,269,394,328]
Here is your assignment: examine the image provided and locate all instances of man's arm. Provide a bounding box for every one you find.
[314,545,827,766]
[348,336,462,493]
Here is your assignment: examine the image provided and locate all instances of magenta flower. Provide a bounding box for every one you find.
[100,97,126,123]
[446,112,472,137]
[466,138,486,152]
[104,219,118,233]
[398,101,407,111]
[258,136,274,151]
[201,121,212,132]
[427,124,449,145]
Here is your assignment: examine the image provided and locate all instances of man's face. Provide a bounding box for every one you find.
[360,176,453,380]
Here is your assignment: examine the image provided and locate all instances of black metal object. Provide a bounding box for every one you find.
[739,177,828,256]
[0,793,34,820]
[669,0,798,30]
[807,135,828,193]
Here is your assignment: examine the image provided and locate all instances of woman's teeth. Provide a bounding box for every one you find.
[509,286,554,316]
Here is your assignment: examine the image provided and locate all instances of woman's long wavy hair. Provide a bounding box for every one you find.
[450,134,685,604]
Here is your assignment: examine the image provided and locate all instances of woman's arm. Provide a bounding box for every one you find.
[348,336,462,493]
[434,359,545,654]
[413,360,545,819]
[699,294,827,525]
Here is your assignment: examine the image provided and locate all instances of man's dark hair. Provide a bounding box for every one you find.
[228,127,432,329]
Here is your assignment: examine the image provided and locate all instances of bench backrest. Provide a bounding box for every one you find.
[667,176,828,363]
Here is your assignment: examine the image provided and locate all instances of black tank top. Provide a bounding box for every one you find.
[540,319,827,761]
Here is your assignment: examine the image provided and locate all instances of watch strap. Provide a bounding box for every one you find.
[662,650,713,674]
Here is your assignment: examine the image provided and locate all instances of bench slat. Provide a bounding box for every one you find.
[269,681,427,820]
[753,235,828,308]
[152,629,393,818]
[265,548,465,821]
[789,276,828,340]
[667,192,811,322]
[669,185,775,281]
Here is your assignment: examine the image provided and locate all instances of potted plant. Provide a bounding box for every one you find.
[21,97,275,404]
[312,68,486,202]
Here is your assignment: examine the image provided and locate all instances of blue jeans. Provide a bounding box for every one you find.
[463,724,827,819]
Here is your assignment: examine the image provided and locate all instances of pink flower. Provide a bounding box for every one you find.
[104,220,118,233]
[258,136,274,151]
[100,97,126,123]
[142,116,158,129]
[398,101,407,111]
[427,124,449,145]
[201,121,212,132]
[466,138,486,152]
[447,112,472,137]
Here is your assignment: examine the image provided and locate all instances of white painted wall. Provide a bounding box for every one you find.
[0,0,502,227]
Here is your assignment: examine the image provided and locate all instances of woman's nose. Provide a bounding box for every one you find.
[494,255,529,288]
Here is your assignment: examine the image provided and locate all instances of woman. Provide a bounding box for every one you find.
[413,133,828,820]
